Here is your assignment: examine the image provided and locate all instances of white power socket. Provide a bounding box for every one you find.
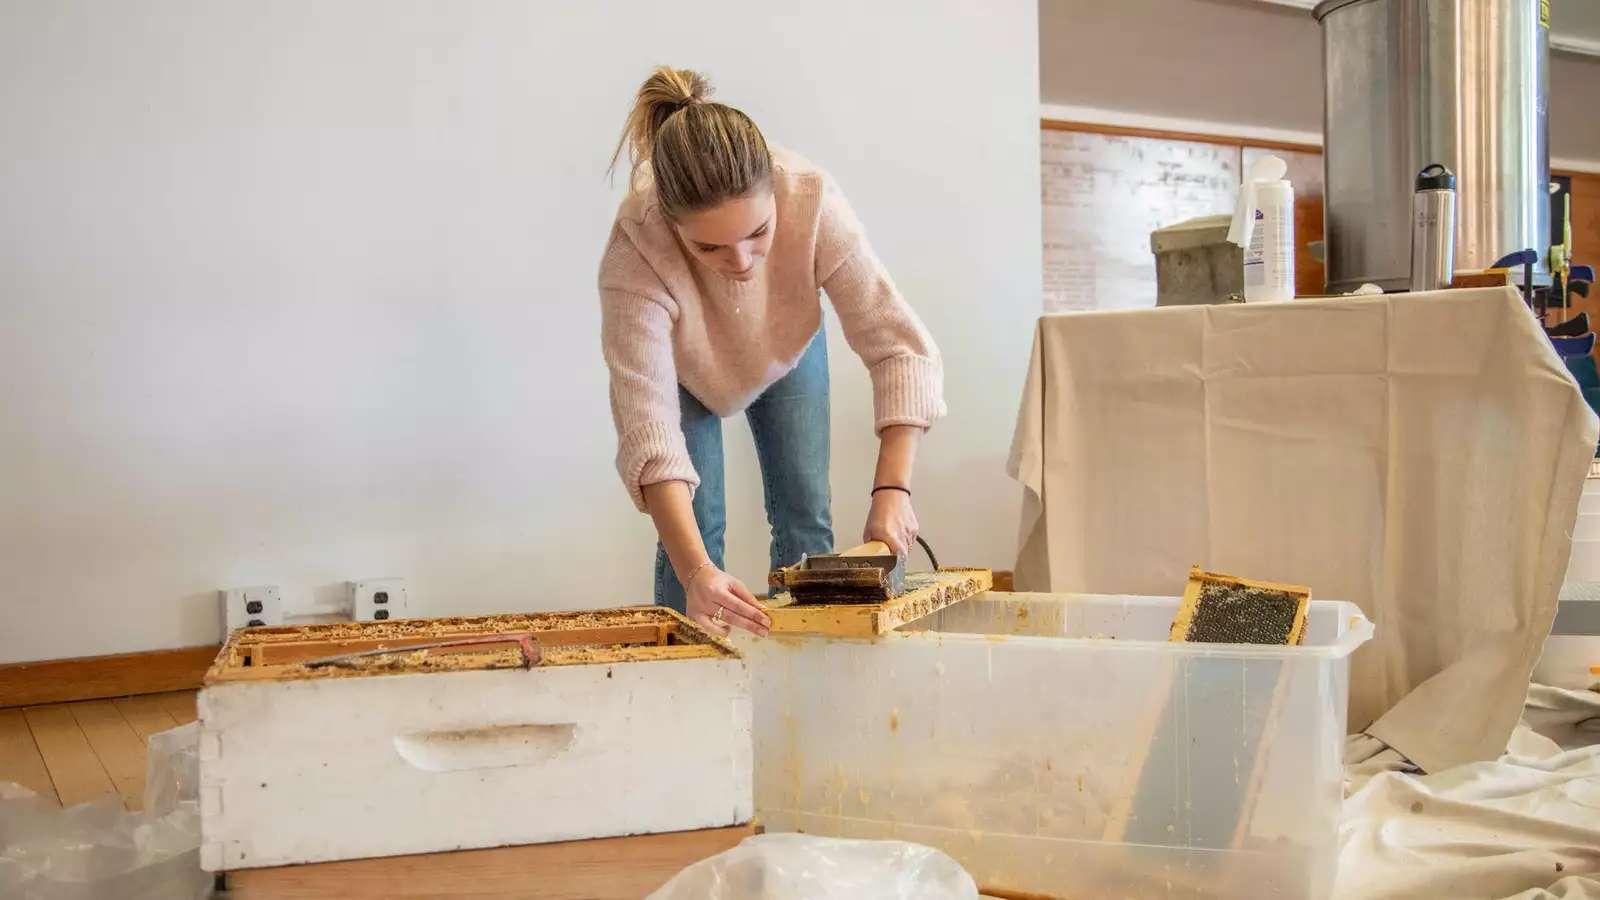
[220,585,284,637]
[349,578,410,622]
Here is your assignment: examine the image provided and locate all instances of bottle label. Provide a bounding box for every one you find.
[1245,208,1266,288]
[1243,203,1294,297]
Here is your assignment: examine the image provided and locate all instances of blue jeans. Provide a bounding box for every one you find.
[654,329,836,613]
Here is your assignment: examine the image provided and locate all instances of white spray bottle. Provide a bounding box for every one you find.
[1228,155,1296,302]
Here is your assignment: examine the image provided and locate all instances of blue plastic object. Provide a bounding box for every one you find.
[1551,333,1596,357]
[1493,249,1539,269]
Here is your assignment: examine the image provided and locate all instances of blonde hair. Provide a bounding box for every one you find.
[609,66,772,219]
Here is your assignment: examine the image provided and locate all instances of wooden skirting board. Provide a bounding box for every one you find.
[764,568,993,637]
[223,824,757,899]
[0,645,219,709]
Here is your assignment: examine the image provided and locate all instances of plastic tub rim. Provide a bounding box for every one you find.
[889,596,1376,661]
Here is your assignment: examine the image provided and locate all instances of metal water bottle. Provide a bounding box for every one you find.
[1409,163,1456,292]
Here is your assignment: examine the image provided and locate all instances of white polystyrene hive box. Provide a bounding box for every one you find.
[198,608,751,871]
[739,592,1372,900]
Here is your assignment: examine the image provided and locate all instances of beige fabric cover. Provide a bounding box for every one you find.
[1008,287,1597,772]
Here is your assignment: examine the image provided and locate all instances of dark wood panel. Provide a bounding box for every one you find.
[1563,171,1600,269]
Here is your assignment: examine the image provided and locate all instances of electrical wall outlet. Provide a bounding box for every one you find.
[220,585,284,637]
[349,578,410,622]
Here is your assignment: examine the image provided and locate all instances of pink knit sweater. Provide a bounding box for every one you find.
[599,148,945,511]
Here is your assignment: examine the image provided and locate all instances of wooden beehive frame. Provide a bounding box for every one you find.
[1168,567,1311,646]
[206,607,736,684]
[763,568,994,637]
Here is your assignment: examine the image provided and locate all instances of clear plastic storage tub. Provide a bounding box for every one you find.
[742,592,1373,899]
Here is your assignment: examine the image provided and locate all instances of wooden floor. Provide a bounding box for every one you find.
[0,690,197,810]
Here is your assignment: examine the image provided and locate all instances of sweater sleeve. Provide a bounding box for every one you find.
[600,285,699,512]
[814,175,947,433]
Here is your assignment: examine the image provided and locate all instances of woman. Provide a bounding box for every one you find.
[599,66,945,638]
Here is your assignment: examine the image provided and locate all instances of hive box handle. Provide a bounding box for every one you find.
[393,723,578,772]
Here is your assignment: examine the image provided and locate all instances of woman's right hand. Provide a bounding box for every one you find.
[685,565,771,638]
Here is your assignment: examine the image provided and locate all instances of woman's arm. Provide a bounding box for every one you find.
[862,425,923,556]
[601,284,700,512]
[644,481,771,637]
[600,255,768,637]
[811,175,945,436]
[873,423,921,488]
[810,175,944,559]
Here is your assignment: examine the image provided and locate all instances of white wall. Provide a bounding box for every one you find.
[0,1,1042,663]
[1040,0,1600,168]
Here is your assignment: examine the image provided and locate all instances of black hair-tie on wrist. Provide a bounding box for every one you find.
[871,485,911,497]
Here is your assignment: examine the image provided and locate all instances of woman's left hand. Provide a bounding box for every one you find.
[863,489,919,557]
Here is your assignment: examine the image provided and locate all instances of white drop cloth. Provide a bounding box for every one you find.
[1335,685,1600,900]
[1008,287,1599,772]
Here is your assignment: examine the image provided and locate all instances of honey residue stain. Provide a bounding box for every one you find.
[889,709,900,733]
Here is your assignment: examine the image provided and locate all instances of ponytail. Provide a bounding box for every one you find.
[609,66,772,219]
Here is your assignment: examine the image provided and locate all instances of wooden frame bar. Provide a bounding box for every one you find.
[246,624,668,667]
[206,607,736,684]
[765,569,993,638]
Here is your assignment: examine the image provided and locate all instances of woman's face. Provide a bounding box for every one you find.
[673,190,776,282]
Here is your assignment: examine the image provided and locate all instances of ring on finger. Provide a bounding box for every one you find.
[712,606,727,626]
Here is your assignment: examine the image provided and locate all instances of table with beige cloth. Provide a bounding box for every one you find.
[1007,286,1597,774]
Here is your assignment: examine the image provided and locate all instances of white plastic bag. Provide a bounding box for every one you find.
[647,833,978,900]
[143,722,200,817]
[0,722,209,899]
